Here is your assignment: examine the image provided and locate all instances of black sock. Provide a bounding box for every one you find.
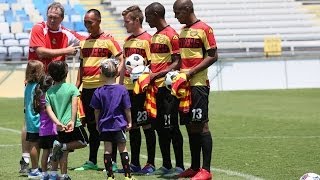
[120,152,131,177]
[171,126,184,170]
[129,128,141,166]
[104,154,113,177]
[201,131,212,172]
[111,142,117,163]
[157,127,172,169]
[143,127,156,166]
[189,133,201,170]
[88,123,100,165]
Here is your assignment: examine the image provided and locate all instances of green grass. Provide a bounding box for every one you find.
[0,89,320,179]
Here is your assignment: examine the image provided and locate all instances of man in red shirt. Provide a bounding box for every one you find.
[20,2,82,174]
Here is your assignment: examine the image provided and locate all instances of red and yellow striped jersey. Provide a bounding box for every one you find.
[179,20,217,86]
[80,32,122,89]
[123,31,152,90]
[150,25,179,87]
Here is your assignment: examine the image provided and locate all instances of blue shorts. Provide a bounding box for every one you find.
[180,86,209,125]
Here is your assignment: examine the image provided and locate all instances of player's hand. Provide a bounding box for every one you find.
[65,121,74,133]
[126,122,132,131]
[66,45,80,56]
[56,123,66,131]
[96,124,100,133]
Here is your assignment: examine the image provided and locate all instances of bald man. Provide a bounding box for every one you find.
[173,0,218,179]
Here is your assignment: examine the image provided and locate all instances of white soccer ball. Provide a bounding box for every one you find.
[125,54,145,71]
[300,173,320,180]
[130,65,150,82]
[164,70,179,89]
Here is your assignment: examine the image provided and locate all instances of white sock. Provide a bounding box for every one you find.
[51,171,57,176]
[42,171,48,176]
[22,153,30,163]
[62,143,67,151]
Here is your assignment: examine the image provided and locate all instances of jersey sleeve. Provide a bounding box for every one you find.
[29,24,45,48]
[90,89,101,110]
[109,38,122,57]
[171,34,180,54]
[203,26,217,50]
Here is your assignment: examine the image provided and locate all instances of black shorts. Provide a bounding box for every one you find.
[57,126,88,145]
[100,130,127,143]
[81,88,96,124]
[26,132,39,142]
[39,135,57,149]
[180,86,209,125]
[129,90,151,126]
[153,87,179,129]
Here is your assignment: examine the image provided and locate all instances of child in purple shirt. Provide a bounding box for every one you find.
[33,75,57,179]
[90,58,133,179]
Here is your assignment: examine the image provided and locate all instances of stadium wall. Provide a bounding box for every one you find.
[0,59,320,97]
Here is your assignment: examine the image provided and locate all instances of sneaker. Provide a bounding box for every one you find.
[178,168,198,178]
[191,168,212,180]
[60,174,71,180]
[137,163,155,175]
[28,169,42,179]
[41,174,49,180]
[48,174,59,180]
[118,164,141,173]
[163,167,184,178]
[103,162,118,172]
[74,161,98,171]
[19,157,29,173]
[51,140,63,162]
[149,166,170,175]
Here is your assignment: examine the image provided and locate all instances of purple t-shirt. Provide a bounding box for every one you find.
[39,95,57,136]
[90,84,131,132]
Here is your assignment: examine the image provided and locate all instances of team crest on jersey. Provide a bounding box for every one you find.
[158,37,165,43]
[136,42,143,47]
[190,31,198,37]
[97,41,105,47]
[208,28,213,34]
[173,35,178,40]
[51,38,56,45]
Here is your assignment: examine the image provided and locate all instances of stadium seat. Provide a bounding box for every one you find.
[11,22,23,33]
[0,46,7,60]
[70,14,82,22]
[23,46,29,58]
[19,39,29,46]
[4,39,19,46]
[74,22,86,31]
[23,21,34,32]
[0,22,10,33]
[15,32,29,40]
[1,33,15,40]
[8,46,23,61]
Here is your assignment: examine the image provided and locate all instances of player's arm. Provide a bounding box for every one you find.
[35,45,78,59]
[124,108,132,131]
[93,109,100,132]
[152,53,181,80]
[76,58,83,88]
[46,105,65,131]
[187,48,218,79]
[115,53,125,85]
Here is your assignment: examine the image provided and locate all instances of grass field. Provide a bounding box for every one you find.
[0,89,320,180]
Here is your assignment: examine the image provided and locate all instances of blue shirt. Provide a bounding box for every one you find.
[24,82,40,133]
[90,84,131,132]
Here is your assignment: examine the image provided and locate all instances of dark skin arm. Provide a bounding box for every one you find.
[186,48,218,80]
[150,53,181,82]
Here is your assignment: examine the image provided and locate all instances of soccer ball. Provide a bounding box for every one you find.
[130,65,150,82]
[125,54,145,71]
[300,173,320,180]
[164,70,179,89]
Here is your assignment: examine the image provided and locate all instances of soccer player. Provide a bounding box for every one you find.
[90,58,133,180]
[144,2,184,176]
[20,2,80,172]
[75,9,124,171]
[46,60,88,180]
[120,5,157,174]
[173,0,218,179]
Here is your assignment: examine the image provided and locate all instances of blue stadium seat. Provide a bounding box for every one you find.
[1,33,15,40]
[0,46,7,60]
[62,22,74,30]
[8,46,23,61]
[23,21,34,32]
[4,39,19,46]
[74,22,86,31]
[23,46,29,58]
[15,32,29,40]
[19,39,29,46]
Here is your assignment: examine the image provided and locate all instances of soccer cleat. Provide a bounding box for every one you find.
[28,168,42,179]
[51,140,63,162]
[137,163,155,175]
[106,176,115,180]
[74,161,98,171]
[163,167,184,178]
[178,168,198,178]
[149,166,170,175]
[48,173,59,180]
[41,174,49,180]
[118,164,141,173]
[191,168,212,180]
[19,157,29,173]
[60,174,71,180]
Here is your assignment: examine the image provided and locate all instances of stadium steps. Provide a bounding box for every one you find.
[78,0,127,43]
